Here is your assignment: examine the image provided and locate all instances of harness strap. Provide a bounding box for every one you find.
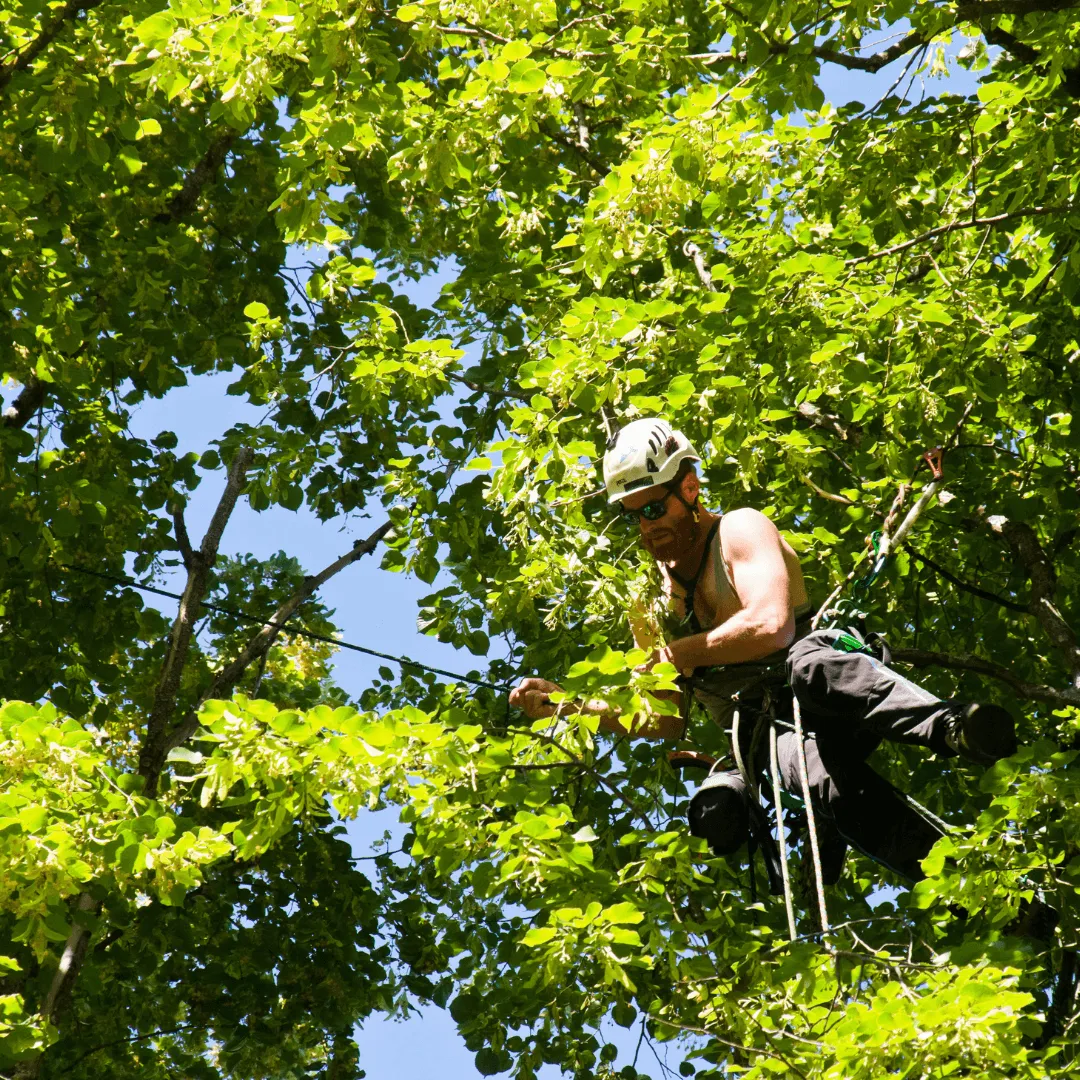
[667,519,722,635]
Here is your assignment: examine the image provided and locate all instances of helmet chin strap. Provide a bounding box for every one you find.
[669,486,702,531]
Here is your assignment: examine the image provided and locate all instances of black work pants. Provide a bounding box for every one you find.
[691,629,957,881]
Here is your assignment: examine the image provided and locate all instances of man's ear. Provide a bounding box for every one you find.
[680,470,700,503]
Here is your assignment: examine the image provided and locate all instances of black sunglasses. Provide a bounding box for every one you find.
[619,488,676,524]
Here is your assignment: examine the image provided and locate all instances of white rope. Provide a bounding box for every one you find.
[769,722,798,942]
[792,696,830,935]
[731,707,752,794]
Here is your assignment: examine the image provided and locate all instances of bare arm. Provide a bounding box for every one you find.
[664,508,796,673]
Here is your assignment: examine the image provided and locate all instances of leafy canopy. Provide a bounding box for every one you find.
[1,0,1079,1074]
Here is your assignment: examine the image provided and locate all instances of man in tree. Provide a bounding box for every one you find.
[510,419,1018,882]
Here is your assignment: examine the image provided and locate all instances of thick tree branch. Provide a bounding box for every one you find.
[980,22,1041,62]
[161,519,393,756]
[2,377,46,429]
[984,515,1080,687]
[39,893,96,1023]
[890,647,1080,707]
[0,0,104,93]
[156,131,237,223]
[810,30,929,73]
[691,29,929,73]
[909,548,1029,613]
[138,448,253,792]
[796,400,861,443]
[846,205,1071,266]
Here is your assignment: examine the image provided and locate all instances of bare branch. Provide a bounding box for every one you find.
[796,400,860,443]
[2,377,47,429]
[170,503,195,571]
[156,131,237,223]
[138,448,254,792]
[802,475,855,505]
[890,646,1080,707]
[683,241,715,291]
[690,29,928,73]
[0,0,104,93]
[197,522,392,703]
[980,23,1041,63]
[37,892,96,1034]
[846,205,1072,266]
[810,29,928,73]
[910,548,1029,613]
[572,101,590,151]
[161,520,393,755]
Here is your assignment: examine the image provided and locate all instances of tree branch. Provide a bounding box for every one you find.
[809,29,928,73]
[846,205,1071,266]
[156,131,237,223]
[170,502,195,571]
[796,400,861,443]
[983,515,1080,687]
[537,119,607,175]
[890,647,1080,707]
[980,22,1041,63]
[909,548,1029,613]
[690,29,929,73]
[2,377,47,429]
[801,475,855,505]
[161,519,393,756]
[138,448,253,793]
[683,241,715,291]
[0,0,104,94]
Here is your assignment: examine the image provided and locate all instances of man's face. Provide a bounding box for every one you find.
[621,477,698,561]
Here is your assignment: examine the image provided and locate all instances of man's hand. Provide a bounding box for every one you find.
[640,644,694,678]
[509,677,564,720]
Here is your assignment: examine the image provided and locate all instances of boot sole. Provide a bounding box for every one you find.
[958,703,1017,764]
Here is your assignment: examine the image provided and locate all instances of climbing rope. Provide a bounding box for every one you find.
[792,696,830,935]
[768,722,798,942]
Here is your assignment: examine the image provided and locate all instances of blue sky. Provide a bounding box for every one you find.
[128,44,985,1080]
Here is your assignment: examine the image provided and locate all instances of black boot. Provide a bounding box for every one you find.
[940,703,1017,765]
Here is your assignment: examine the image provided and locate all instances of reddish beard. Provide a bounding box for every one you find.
[641,509,699,562]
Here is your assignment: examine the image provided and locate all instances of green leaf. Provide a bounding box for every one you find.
[243,301,269,318]
[507,61,546,94]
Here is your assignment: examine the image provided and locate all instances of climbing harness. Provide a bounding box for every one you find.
[666,519,723,635]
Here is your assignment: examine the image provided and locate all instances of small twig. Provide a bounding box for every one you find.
[909,548,1028,613]
[801,475,855,506]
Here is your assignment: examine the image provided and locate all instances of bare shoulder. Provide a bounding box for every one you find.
[719,507,782,547]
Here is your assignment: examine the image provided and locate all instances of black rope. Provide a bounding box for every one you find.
[54,563,509,693]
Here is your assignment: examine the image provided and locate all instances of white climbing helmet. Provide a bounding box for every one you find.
[603,418,700,504]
